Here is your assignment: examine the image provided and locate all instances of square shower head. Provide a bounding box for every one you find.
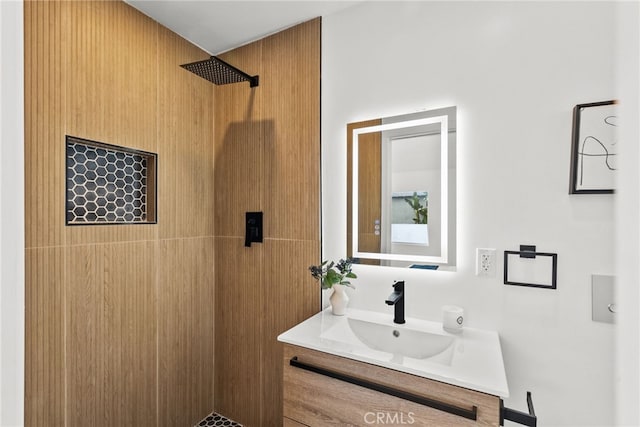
[180,56,259,87]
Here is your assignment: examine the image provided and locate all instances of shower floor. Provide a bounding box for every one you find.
[194,412,243,427]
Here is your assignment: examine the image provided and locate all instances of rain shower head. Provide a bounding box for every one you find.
[180,56,259,88]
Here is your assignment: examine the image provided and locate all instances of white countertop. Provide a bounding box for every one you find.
[277,307,509,398]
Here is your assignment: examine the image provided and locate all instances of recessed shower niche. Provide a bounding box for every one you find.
[65,136,157,225]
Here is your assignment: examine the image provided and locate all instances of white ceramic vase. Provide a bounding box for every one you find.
[329,284,349,315]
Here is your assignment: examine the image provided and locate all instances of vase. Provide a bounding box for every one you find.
[329,284,349,316]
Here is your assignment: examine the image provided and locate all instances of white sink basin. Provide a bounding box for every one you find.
[346,318,454,359]
[278,307,510,397]
[318,312,456,364]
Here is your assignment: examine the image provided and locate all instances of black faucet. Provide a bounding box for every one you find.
[385,281,406,324]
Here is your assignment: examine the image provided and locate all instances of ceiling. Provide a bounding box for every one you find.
[126,1,362,55]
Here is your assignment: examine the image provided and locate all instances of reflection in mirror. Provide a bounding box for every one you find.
[347,107,456,270]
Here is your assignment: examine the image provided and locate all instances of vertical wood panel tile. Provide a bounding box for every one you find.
[262,18,321,241]
[214,43,263,237]
[214,237,262,427]
[24,0,68,249]
[103,242,157,427]
[26,2,217,426]
[27,3,320,426]
[66,242,156,427]
[65,1,157,152]
[261,239,320,426]
[158,237,215,426]
[25,248,66,427]
[157,28,214,240]
[64,1,158,245]
[214,19,321,427]
[213,41,266,427]
[65,243,104,426]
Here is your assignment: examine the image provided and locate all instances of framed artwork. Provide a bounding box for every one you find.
[569,100,618,194]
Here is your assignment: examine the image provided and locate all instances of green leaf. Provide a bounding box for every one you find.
[325,269,340,285]
[310,258,358,291]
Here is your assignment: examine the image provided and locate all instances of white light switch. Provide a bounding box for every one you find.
[592,274,616,324]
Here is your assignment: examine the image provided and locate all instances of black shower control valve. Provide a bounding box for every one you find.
[245,212,263,247]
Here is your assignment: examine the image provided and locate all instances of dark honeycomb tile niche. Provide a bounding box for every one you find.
[195,412,243,427]
[65,135,157,225]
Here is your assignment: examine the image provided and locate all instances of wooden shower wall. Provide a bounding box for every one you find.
[213,19,321,427]
[25,1,215,426]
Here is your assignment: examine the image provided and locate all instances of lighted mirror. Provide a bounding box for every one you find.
[347,106,456,269]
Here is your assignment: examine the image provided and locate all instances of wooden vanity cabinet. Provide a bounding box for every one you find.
[282,343,501,426]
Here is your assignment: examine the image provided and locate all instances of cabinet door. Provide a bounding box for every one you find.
[283,344,500,426]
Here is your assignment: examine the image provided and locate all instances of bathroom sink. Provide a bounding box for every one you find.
[278,307,510,398]
[318,313,454,361]
[346,317,454,359]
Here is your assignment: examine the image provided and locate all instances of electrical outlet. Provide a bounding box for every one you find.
[476,248,497,277]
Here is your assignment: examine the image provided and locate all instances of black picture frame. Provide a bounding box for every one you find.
[569,100,617,194]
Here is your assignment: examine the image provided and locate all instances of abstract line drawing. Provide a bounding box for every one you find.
[570,100,618,194]
[578,119,617,185]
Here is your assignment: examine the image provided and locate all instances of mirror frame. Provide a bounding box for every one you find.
[350,112,453,265]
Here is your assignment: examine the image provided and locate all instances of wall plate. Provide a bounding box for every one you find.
[592,274,616,324]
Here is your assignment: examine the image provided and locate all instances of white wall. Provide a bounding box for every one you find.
[614,1,640,425]
[322,2,618,425]
[0,0,25,426]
